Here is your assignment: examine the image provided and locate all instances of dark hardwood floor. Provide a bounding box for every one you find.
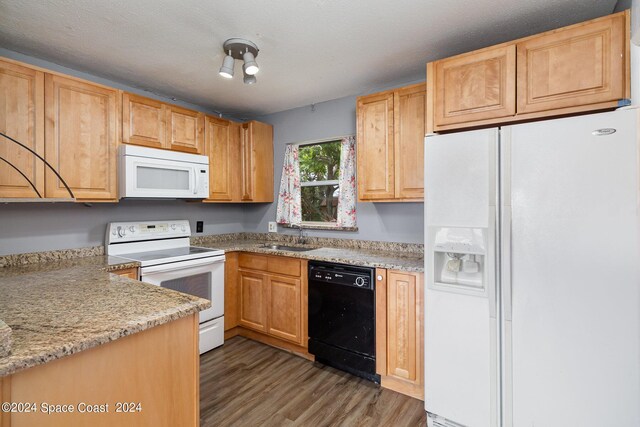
[200,336,427,427]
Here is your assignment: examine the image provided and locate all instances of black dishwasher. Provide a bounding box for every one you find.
[308,261,379,383]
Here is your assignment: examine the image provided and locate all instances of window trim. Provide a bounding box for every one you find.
[300,180,339,187]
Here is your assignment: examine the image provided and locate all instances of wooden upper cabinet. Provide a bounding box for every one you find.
[357,91,395,200]
[357,83,425,202]
[166,105,204,154]
[394,85,425,200]
[0,59,45,198]
[241,121,274,202]
[427,11,630,133]
[204,116,241,201]
[122,92,204,154]
[517,12,627,114]
[433,44,516,129]
[45,74,119,200]
[122,93,165,149]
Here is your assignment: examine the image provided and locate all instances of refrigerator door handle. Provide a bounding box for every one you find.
[502,206,512,321]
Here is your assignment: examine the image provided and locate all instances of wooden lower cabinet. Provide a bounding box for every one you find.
[376,268,424,400]
[0,315,199,427]
[267,274,301,343]
[112,267,139,280]
[225,253,309,356]
[238,269,268,333]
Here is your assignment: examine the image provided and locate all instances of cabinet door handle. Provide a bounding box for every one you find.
[377,275,383,281]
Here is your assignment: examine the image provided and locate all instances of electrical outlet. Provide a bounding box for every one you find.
[268,221,278,233]
[196,221,204,233]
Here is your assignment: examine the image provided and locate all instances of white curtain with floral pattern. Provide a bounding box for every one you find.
[276,144,302,225]
[336,136,357,227]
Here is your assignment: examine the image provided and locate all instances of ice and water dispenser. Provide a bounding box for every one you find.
[430,227,487,295]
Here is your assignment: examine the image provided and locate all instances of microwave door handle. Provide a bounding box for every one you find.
[189,167,196,196]
[192,168,198,195]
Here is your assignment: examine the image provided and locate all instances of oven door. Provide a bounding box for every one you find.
[121,155,209,198]
[140,256,224,323]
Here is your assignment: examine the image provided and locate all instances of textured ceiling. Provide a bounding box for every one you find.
[0,0,619,116]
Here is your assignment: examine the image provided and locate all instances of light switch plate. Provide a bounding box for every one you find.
[268,222,278,233]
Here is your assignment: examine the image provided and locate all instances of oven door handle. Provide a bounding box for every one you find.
[141,256,225,274]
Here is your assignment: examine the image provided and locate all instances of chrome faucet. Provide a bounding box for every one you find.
[295,224,307,245]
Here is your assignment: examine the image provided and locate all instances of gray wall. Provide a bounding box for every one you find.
[0,201,244,255]
[248,85,425,244]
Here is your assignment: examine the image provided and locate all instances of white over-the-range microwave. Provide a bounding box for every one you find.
[119,145,209,199]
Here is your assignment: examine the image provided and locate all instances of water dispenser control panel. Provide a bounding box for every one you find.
[430,227,487,295]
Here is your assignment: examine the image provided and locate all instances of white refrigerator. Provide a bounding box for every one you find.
[424,108,640,427]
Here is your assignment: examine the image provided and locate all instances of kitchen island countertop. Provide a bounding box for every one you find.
[0,255,210,377]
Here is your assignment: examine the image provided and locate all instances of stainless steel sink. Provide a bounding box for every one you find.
[260,244,316,252]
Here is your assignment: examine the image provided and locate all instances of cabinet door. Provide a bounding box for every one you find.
[267,274,302,344]
[238,270,268,332]
[205,116,241,201]
[241,121,273,202]
[45,75,118,200]
[357,91,395,200]
[387,271,423,385]
[434,44,516,129]
[517,12,627,114]
[0,60,44,198]
[394,84,425,200]
[122,93,166,149]
[166,105,204,154]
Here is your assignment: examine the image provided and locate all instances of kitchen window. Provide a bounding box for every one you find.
[299,140,341,224]
[276,136,357,229]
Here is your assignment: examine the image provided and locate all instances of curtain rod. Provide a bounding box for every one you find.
[288,134,355,147]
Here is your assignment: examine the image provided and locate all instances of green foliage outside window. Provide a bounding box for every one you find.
[299,141,341,222]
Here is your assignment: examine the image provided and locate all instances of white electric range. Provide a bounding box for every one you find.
[106,220,225,354]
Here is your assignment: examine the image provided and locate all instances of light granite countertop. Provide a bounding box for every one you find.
[193,237,425,273]
[0,256,210,377]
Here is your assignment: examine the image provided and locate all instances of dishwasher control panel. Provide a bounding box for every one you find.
[308,262,374,290]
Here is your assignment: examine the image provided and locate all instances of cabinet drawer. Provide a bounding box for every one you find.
[113,267,139,280]
[268,257,301,277]
[239,253,268,271]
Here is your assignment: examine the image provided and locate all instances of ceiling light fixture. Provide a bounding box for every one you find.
[243,71,257,85]
[219,38,260,84]
[218,51,234,78]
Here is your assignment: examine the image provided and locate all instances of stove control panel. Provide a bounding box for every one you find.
[106,220,191,244]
